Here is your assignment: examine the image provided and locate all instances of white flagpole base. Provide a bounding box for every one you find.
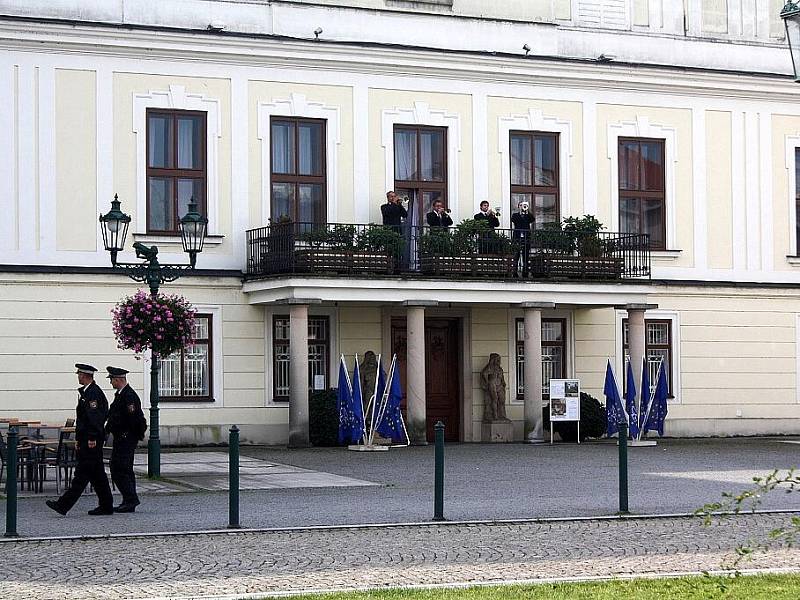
[347,444,390,452]
[618,439,657,447]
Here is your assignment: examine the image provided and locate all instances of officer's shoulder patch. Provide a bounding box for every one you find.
[127,403,135,413]
[89,400,98,409]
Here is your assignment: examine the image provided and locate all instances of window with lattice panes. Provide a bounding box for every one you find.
[159,314,213,402]
[515,318,566,400]
[702,0,728,34]
[622,318,673,397]
[576,1,630,29]
[272,315,330,402]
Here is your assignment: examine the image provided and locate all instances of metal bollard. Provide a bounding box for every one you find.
[618,420,629,515]
[5,427,19,537]
[228,425,240,529]
[433,421,445,521]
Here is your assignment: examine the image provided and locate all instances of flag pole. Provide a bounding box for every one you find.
[637,358,663,441]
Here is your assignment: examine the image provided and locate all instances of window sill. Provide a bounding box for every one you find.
[651,249,682,261]
[786,256,800,266]
[160,397,216,403]
[132,233,225,246]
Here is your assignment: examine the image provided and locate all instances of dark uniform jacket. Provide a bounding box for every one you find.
[426,211,453,228]
[381,202,407,227]
[76,381,109,445]
[511,212,534,238]
[474,212,500,228]
[106,384,147,442]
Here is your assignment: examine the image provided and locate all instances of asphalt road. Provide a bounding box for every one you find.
[3,437,800,538]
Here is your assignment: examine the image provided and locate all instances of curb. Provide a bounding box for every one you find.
[2,507,799,543]
[131,567,800,600]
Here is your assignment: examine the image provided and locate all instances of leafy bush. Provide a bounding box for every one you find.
[309,388,342,447]
[357,225,405,258]
[299,224,356,248]
[551,392,607,442]
[419,227,454,256]
[562,215,605,257]
[452,219,512,255]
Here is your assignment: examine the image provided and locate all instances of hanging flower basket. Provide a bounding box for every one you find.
[111,289,196,357]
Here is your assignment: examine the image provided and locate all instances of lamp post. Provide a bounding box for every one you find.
[99,195,208,478]
[781,2,800,81]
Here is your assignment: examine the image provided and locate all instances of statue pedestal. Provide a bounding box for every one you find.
[481,420,514,443]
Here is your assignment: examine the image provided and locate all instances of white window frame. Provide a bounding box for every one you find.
[142,304,224,409]
[381,101,462,219]
[257,93,341,224]
[498,108,573,229]
[507,309,575,405]
[614,309,681,404]
[608,116,677,250]
[264,306,339,407]
[133,84,222,241]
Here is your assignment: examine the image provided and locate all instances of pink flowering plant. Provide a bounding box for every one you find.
[111,290,196,357]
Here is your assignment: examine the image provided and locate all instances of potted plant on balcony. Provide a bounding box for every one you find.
[294,224,358,273]
[562,214,604,257]
[261,215,295,273]
[419,220,514,277]
[354,225,403,274]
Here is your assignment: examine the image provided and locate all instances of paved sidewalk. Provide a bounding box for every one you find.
[1,513,799,599]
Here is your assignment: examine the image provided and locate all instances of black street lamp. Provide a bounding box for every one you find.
[99,195,208,478]
[781,2,800,81]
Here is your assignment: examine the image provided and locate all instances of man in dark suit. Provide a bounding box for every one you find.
[511,201,534,276]
[105,366,146,513]
[380,190,407,230]
[474,201,500,228]
[426,200,453,229]
[46,364,113,516]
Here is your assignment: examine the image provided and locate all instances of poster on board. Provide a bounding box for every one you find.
[549,378,581,422]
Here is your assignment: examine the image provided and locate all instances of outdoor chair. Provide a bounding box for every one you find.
[38,430,75,494]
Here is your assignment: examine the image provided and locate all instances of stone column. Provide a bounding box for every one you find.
[285,299,321,448]
[404,301,436,445]
[625,304,648,394]
[521,302,555,443]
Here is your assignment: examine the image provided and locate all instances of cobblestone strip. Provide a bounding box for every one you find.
[1,514,799,599]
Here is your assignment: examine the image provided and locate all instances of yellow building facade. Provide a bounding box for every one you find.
[2,1,800,443]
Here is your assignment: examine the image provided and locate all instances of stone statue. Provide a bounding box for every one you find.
[360,351,379,400]
[480,353,508,422]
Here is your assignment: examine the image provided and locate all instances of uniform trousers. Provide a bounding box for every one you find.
[55,445,113,512]
[110,435,139,505]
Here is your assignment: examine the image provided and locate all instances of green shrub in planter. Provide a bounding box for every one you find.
[309,388,342,447]
[551,391,607,442]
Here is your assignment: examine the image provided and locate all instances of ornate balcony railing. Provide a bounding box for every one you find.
[245,222,651,281]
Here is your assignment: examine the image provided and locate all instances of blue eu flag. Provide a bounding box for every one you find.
[376,361,406,442]
[604,360,626,437]
[625,360,639,439]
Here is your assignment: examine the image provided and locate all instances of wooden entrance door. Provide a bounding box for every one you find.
[391,318,460,442]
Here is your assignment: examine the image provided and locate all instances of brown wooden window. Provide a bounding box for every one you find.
[510,132,559,229]
[619,137,666,249]
[159,314,213,402]
[272,315,330,402]
[394,125,447,218]
[623,318,673,397]
[795,148,800,255]
[515,318,566,400]
[271,117,326,224]
[146,109,207,234]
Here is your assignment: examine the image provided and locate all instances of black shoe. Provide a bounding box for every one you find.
[114,504,137,513]
[87,506,114,516]
[45,500,68,516]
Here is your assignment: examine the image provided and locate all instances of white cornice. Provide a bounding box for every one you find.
[1,21,799,103]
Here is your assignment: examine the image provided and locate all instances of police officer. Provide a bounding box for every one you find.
[105,366,145,513]
[46,364,113,516]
